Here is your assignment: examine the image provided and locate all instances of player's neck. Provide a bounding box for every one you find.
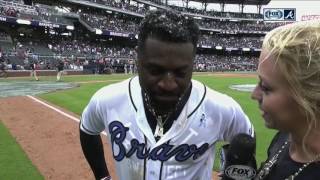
[143,84,192,117]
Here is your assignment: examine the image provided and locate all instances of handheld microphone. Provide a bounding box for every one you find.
[220,133,257,180]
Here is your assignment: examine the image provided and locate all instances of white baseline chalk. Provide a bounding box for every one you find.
[27,95,107,136]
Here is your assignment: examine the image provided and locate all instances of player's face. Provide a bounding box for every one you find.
[251,49,304,132]
[138,37,194,111]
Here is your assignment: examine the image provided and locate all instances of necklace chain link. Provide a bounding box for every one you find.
[256,141,320,180]
[143,91,181,139]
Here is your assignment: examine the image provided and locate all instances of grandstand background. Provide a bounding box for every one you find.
[1,0,313,179]
[0,0,290,77]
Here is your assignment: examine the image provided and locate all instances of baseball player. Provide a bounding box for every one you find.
[80,10,254,180]
[0,58,7,78]
[56,60,64,81]
[29,60,39,81]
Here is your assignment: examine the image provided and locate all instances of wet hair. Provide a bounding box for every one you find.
[262,20,320,157]
[137,9,200,56]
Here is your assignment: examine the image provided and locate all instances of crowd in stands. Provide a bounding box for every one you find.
[0,0,285,33]
[2,33,262,61]
[49,39,136,59]
[198,20,284,32]
[90,0,263,20]
[0,0,272,74]
[0,5,19,17]
[199,35,262,48]
[1,0,23,3]
[0,31,11,42]
[146,0,262,19]
[78,10,283,34]
[111,0,263,19]
[0,0,38,18]
[89,53,259,73]
[1,39,259,73]
[0,28,262,72]
[77,13,285,41]
[194,54,258,72]
[0,0,72,25]
[170,5,263,19]
[0,36,139,73]
[90,0,148,14]
[81,13,138,33]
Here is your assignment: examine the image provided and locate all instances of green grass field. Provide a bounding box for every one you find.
[0,73,276,178]
[0,121,44,180]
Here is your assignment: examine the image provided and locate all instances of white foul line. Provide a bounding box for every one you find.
[27,95,80,122]
[27,95,107,136]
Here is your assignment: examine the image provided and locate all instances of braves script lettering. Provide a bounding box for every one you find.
[109,121,209,162]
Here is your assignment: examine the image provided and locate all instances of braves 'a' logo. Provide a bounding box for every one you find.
[109,121,209,162]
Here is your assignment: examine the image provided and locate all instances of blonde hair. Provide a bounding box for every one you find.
[263,20,320,157]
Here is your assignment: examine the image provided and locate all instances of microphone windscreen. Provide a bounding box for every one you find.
[227,133,256,165]
[221,133,257,180]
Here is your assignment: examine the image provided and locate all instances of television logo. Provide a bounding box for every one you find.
[263,8,296,21]
[224,165,256,180]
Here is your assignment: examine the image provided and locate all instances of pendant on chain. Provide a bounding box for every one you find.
[154,124,164,140]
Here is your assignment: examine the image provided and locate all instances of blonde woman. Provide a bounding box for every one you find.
[252,20,320,180]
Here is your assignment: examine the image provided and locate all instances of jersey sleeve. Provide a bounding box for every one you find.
[80,93,106,135]
[219,97,254,142]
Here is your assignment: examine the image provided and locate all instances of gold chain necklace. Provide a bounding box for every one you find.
[255,141,320,180]
[143,92,173,139]
[143,84,190,140]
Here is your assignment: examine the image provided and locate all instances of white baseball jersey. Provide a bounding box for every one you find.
[80,76,254,180]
